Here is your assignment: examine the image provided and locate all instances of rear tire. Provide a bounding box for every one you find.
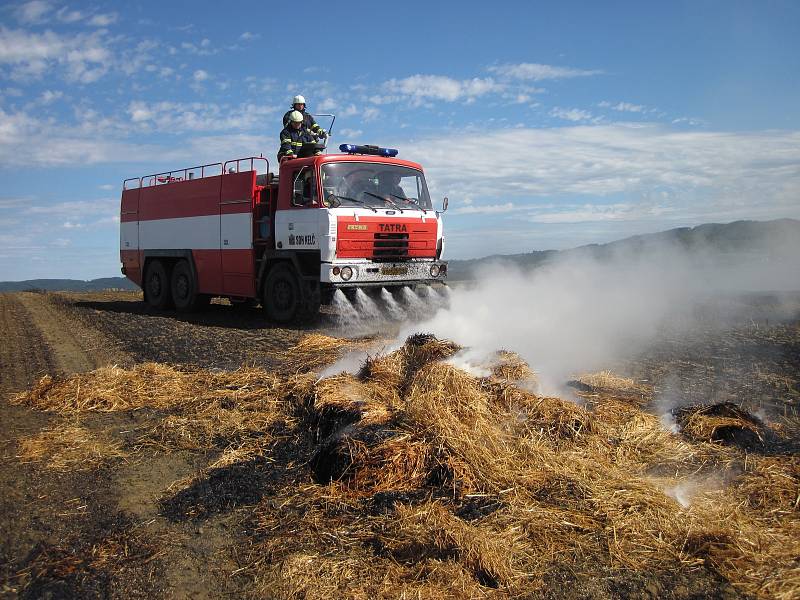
[144,259,173,310]
[171,260,199,312]
[263,263,300,323]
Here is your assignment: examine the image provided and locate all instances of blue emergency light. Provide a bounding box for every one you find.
[339,144,399,157]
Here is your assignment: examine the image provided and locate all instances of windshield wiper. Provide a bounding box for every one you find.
[363,191,404,213]
[328,193,378,212]
[390,193,428,214]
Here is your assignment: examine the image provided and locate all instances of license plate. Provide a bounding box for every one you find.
[380,266,408,276]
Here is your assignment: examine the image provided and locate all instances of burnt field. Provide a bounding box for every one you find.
[1,290,799,599]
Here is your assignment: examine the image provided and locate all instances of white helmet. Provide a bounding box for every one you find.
[292,95,306,105]
[289,110,304,123]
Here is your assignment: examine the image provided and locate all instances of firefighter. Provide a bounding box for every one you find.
[282,94,327,139]
[378,172,406,199]
[278,110,317,162]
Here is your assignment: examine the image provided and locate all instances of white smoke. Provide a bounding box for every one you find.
[395,229,800,395]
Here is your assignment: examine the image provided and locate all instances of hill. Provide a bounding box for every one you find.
[0,277,138,293]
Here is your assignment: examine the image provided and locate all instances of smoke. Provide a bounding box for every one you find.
[395,227,800,395]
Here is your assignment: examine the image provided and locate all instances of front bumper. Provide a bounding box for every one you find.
[321,260,448,287]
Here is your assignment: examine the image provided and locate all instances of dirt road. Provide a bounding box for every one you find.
[0,292,129,396]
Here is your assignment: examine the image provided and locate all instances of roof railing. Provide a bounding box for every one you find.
[142,162,224,188]
[223,156,270,177]
[123,156,271,190]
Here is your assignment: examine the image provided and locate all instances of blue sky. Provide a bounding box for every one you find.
[1,0,799,280]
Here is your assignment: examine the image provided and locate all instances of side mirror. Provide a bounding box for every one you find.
[441,196,449,212]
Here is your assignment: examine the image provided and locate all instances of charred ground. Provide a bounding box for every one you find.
[0,290,798,599]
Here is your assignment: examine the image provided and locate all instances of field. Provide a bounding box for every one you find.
[1,290,798,599]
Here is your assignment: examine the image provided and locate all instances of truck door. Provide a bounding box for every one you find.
[274,165,323,252]
[220,170,256,297]
[120,182,141,285]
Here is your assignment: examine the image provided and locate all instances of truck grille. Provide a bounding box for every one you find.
[373,233,409,261]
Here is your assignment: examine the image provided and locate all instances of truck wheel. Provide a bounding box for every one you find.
[171,260,199,312]
[264,263,300,323]
[144,260,173,310]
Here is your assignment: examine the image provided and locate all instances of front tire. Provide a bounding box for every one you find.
[171,260,200,312]
[263,263,300,323]
[144,260,173,310]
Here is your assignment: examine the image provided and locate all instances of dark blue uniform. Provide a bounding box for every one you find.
[278,125,315,160]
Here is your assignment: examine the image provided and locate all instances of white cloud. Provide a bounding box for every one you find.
[452,202,520,215]
[317,97,337,111]
[124,100,277,134]
[488,62,602,81]
[338,128,363,138]
[404,124,800,224]
[527,203,666,223]
[239,31,259,41]
[127,101,152,122]
[193,69,209,82]
[599,100,646,113]
[550,107,594,122]
[56,6,84,23]
[182,39,216,56]
[88,13,118,27]
[383,75,502,106]
[39,89,62,104]
[15,1,52,24]
[0,27,112,82]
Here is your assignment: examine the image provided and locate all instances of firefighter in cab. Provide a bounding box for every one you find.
[278,110,318,162]
[282,94,327,140]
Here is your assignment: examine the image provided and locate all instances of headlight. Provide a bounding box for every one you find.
[340,266,353,281]
[332,266,341,276]
[430,264,441,277]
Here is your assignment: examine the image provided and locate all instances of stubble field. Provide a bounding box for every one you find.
[0,290,798,599]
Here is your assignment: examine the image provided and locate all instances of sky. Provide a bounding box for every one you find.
[0,0,799,280]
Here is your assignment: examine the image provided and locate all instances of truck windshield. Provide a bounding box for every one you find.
[321,163,433,211]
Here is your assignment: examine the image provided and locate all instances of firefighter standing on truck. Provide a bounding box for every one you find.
[282,95,327,139]
[278,110,316,162]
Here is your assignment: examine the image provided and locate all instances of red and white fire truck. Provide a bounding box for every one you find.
[119,143,448,322]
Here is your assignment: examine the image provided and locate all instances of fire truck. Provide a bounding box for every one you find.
[119,143,448,322]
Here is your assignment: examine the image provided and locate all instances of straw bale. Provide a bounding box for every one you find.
[314,434,432,492]
[16,424,126,470]
[733,455,800,512]
[144,407,284,452]
[515,392,593,443]
[11,363,285,413]
[259,551,495,600]
[571,370,651,404]
[585,472,688,567]
[313,373,394,431]
[682,499,800,600]
[358,352,405,404]
[677,403,768,448]
[385,502,525,588]
[399,333,461,374]
[488,350,537,385]
[283,333,370,373]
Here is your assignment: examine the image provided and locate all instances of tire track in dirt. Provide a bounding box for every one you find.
[0,293,58,397]
[1,292,129,396]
